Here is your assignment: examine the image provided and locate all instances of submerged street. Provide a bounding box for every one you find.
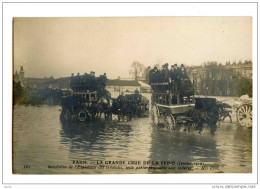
[13,96,252,174]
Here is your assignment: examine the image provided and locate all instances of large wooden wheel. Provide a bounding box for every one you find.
[164,114,176,130]
[236,104,252,127]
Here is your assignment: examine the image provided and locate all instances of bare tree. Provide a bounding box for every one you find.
[142,66,151,82]
[129,61,145,81]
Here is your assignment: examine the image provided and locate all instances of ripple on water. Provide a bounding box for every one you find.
[13,105,252,174]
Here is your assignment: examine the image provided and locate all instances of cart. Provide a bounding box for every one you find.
[60,73,111,122]
[111,92,149,121]
[233,95,252,127]
[149,65,227,134]
[150,79,196,129]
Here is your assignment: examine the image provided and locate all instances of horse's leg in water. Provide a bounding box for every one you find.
[222,112,232,123]
[228,113,232,123]
[188,121,196,132]
[118,112,121,121]
[210,123,217,135]
[222,115,225,121]
[209,119,217,134]
[197,120,204,134]
[104,111,107,120]
[91,103,96,119]
[222,111,227,121]
[184,123,190,132]
[100,105,103,118]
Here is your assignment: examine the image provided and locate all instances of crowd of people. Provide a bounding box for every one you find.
[148,63,189,84]
[70,72,107,91]
[112,90,149,117]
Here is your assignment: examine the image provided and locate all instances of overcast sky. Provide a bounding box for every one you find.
[13,17,252,79]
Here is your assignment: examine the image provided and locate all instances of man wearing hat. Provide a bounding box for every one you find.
[170,64,178,81]
[149,66,159,84]
[162,63,169,82]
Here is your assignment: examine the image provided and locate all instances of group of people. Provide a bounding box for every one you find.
[148,63,189,84]
[117,90,142,108]
[113,90,149,116]
[70,72,107,91]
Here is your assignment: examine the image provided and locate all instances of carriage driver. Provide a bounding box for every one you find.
[170,64,178,81]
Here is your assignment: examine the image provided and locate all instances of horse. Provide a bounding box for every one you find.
[216,101,232,123]
[185,107,219,135]
[112,98,132,121]
[99,97,112,120]
[91,101,103,119]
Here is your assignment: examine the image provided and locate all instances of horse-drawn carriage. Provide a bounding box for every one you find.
[111,91,149,121]
[150,64,231,134]
[60,73,112,122]
[60,73,149,122]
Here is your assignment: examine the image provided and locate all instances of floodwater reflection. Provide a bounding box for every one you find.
[13,105,251,174]
[60,120,134,160]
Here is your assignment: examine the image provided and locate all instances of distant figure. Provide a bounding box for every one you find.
[134,89,142,102]
[176,65,183,81]
[162,63,169,82]
[170,64,178,81]
[149,66,159,84]
[118,92,124,99]
[146,66,151,82]
[180,64,188,79]
[90,71,95,77]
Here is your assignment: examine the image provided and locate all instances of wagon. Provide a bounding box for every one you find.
[150,79,196,129]
[111,92,149,121]
[149,64,229,134]
[233,95,252,127]
[60,73,111,122]
[151,81,223,134]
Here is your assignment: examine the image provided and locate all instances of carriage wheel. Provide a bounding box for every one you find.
[236,104,252,127]
[152,105,160,125]
[164,114,176,130]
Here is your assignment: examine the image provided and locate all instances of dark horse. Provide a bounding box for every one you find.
[185,108,219,135]
[100,98,113,120]
[216,101,232,123]
[90,97,112,120]
[91,100,103,119]
[111,98,132,122]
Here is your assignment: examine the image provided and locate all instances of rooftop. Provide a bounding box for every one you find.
[106,79,141,86]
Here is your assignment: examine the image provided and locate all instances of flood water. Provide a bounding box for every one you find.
[13,96,252,174]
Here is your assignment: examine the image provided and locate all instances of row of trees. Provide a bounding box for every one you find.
[13,81,26,105]
[190,62,252,97]
[129,61,155,81]
[13,81,62,106]
[128,60,252,97]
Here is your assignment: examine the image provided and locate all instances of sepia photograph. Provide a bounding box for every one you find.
[11,16,253,175]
